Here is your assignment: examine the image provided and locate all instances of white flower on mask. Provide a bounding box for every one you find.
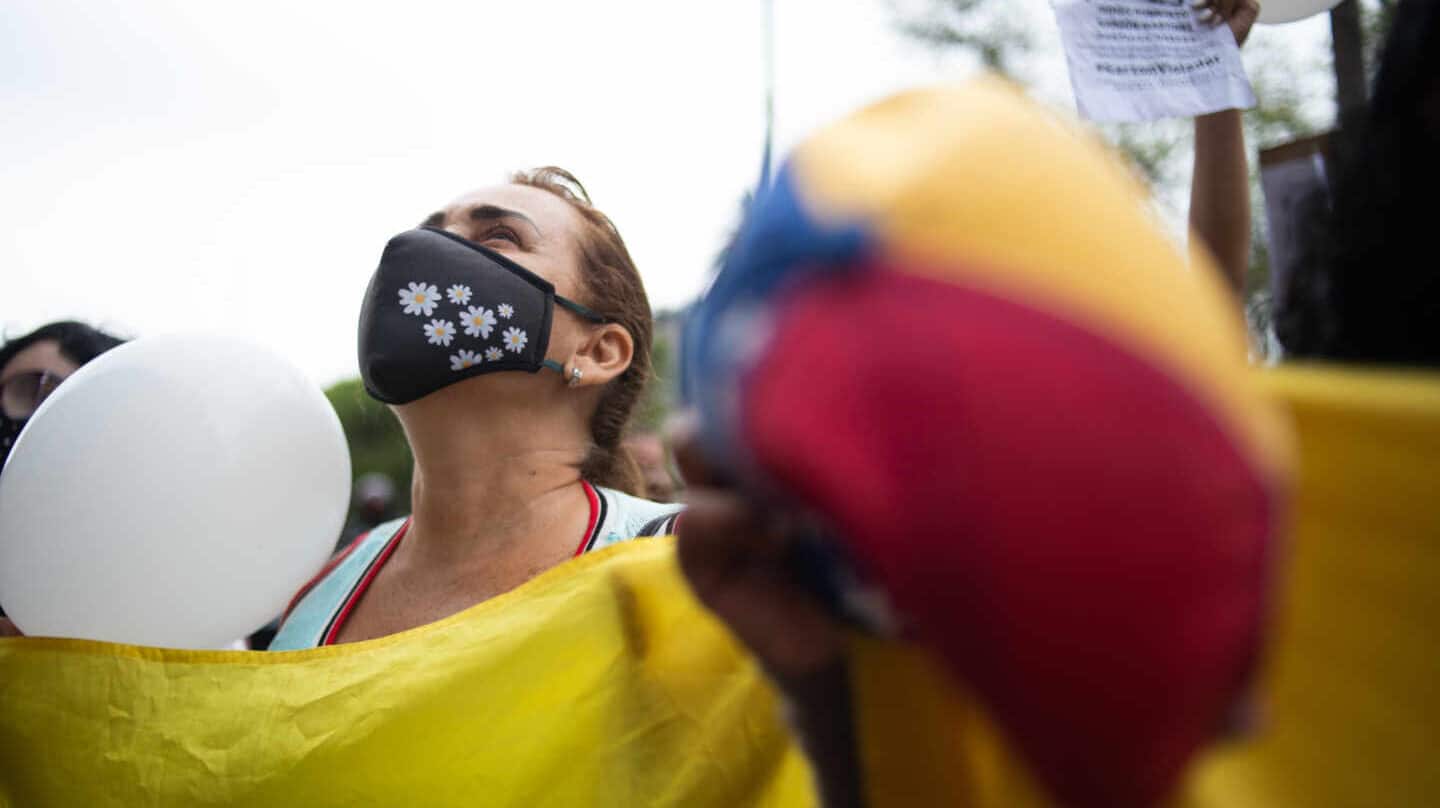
[424,319,456,347]
[501,327,527,353]
[460,306,497,339]
[497,303,515,319]
[447,284,472,306]
[485,347,504,362]
[450,349,479,371]
[399,282,440,316]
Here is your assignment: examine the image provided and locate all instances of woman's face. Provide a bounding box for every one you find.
[424,183,589,310]
[1,339,80,465]
[426,184,598,360]
[405,183,605,408]
[1,339,79,420]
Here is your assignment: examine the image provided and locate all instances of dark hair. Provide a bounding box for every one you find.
[0,320,126,377]
[1276,0,1440,365]
[510,167,652,495]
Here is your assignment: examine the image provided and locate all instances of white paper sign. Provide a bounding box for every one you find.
[1053,0,1256,123]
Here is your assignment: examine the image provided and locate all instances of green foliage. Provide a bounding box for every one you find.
[891,0,1034,76]
[1104,119,1190,188]
[890,0,1371,357]
[323,330,681,495]
[325,378,413,511]
[636,312,681,433]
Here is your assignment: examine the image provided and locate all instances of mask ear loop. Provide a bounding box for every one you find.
[555,296,607,323]
[547,296,605,383]
[538,357,584,387]
[541,296,604,380]
[538,359,585,386]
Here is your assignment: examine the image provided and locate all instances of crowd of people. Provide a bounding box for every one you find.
[1,0,1436,804]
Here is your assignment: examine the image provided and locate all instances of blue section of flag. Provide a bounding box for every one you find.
[680,161,870,471]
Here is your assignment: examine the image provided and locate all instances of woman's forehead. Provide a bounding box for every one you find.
[434,182,587,297]
[441,184,582,234]
[0,340,77,383]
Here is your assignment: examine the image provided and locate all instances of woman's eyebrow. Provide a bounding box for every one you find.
[468,204,543,237]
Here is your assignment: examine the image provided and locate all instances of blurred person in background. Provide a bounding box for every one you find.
[1276,0,1440,365]
[0,320,126,474]
[0,319,126,636]
[337,472,399,551]
[624,431,679,503]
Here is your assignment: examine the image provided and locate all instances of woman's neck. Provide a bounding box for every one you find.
[398,398,594,571]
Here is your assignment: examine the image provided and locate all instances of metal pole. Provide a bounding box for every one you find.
[759,0,776,189]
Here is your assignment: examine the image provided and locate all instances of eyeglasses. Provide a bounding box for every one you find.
[0,371,68,420]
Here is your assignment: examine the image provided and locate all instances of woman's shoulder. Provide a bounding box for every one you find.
[269,517,410,651]
[590,485,683,550]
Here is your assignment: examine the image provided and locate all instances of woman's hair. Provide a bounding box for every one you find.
[0,320,126,378]
[1275,0,1440,365]
[510,166,652,495]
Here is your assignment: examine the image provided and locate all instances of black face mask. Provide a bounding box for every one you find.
[358,227,605,405]
[0,414,22,472]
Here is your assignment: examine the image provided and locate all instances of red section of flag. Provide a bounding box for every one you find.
[741,266,1275,808]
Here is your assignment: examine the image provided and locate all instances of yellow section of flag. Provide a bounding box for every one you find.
[791,79,1289,484]
[851,364,1440,807]
[1,364,1436,807]
[1180,365,1440,807]
[0,538,814,807]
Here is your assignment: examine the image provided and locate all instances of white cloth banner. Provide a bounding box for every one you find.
[1053,0,1256,123]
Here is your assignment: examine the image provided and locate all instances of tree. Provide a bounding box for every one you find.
[889,0,1387,355]
[324,340,683,507]
[325,378,413,513]
[893,0,1035,76]
[636,317,679,433]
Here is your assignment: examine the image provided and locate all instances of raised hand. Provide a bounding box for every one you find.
[1197,0,1261,47]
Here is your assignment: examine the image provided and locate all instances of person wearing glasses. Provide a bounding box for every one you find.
[0,320,125,473]
[0,319,125,636]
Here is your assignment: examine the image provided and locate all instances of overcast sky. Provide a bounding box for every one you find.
[2,1,1333,385]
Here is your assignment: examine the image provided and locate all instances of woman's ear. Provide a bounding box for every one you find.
[573,323,633,386]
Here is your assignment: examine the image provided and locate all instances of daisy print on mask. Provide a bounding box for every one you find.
[501,327,528,353]
[399,282,440,316]
[450,349,479,371]
[447,284,472,306]
[484,347,504,362]
[460,306,497,339]
[425,319,456,347]
[497,303,515,319]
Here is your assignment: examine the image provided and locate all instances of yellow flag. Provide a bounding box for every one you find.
[1182,365,1440,807]
[0,539,815,807]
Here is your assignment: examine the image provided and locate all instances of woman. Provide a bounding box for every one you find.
[0,319,125,635]
[0,320,125,474]
[270,167,680,650]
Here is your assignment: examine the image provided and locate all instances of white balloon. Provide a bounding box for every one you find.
[1258,0,1344,25]
[0,334,350,648]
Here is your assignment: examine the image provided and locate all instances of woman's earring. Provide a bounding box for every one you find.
[568,367,583,388]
